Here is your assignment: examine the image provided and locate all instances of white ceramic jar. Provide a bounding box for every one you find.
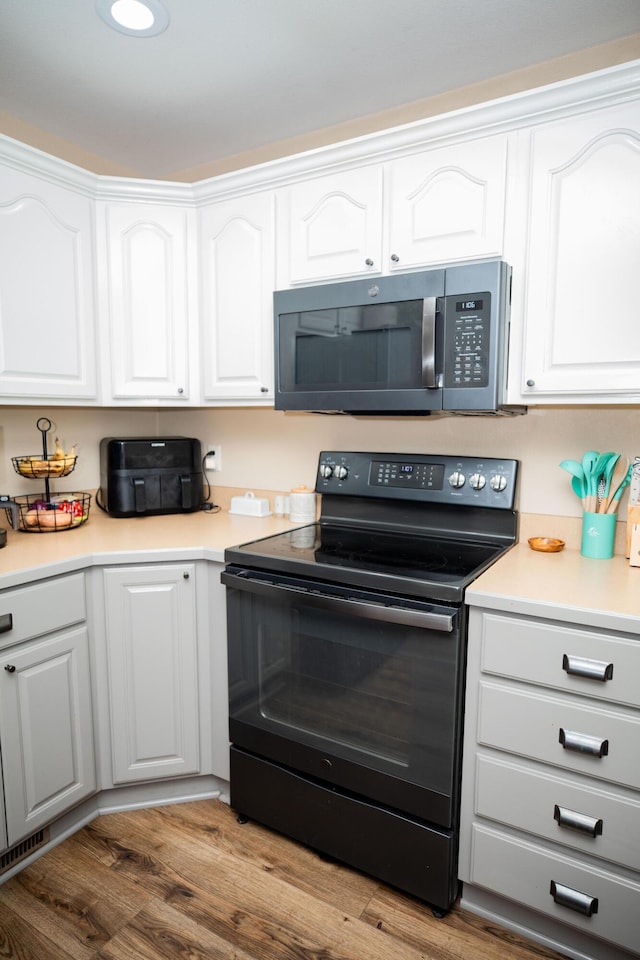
[289,485,316,522]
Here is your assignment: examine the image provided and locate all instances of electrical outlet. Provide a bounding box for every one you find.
[204,445,221,471]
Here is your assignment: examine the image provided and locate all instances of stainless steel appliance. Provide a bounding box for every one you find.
[274,260,521,416]
[223,450,518,912]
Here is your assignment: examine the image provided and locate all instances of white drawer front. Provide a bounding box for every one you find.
[475,754,640,871]
[480,613,639,708]
[477,681,640,790]
[0,572,86,649]
[469,823,640,954]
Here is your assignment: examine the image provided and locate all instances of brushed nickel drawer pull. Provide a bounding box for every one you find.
[0,613,13,634]
[562,654,614,682]
[550,880,598,917]
[559,728,608,758]
[554,804,603,838]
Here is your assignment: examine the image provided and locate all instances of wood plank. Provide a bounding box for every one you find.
[0,900,78,960]
[0,799,572,960]
[0,839,150,960]
[97,897,257,960]
[362,886,567,960]
[159,799,380,914]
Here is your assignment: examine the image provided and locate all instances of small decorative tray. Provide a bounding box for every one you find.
[528,537,565,553]
[10,493,91,533]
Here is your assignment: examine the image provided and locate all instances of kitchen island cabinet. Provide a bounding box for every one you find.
[0,573,96,850]
[461,550,640,960]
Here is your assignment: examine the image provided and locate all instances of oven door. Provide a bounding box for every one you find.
[222,565,465,828]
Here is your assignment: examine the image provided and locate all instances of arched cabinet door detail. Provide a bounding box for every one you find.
[200,192,275,402]
[520,101,640,400]
[0,171,97,401]
[385,135,508,268]
[281,165,383,284]
[100,202,193,402]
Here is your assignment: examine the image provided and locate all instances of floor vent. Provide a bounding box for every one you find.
[0,828,49,875]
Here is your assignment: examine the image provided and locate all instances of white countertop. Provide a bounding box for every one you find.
[0,506,300,589]
[2,507,639,633]
[468,542,640,633]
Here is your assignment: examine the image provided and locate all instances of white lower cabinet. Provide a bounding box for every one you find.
[102,564,200,784]
[0,599,96,846]
[0,572,95,849]
[460,607,640,959]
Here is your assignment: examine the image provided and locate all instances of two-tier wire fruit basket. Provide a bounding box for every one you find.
[9,417,91,532]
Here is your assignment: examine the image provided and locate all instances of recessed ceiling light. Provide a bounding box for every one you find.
[95,0,169,37]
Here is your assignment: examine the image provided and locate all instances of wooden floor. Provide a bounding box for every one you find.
[0,798,568,960]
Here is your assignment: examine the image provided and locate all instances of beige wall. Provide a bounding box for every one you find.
[1,404,638,523]
[1,35,638,181]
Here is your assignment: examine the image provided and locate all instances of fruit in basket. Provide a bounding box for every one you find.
[16,442,77,477]
[25,507,73,529]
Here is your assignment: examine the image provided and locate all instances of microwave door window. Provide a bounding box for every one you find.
[288,301,424,390]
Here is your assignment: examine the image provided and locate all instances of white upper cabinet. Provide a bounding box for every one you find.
[0,165,98,402]
[385,135,508,269]
[199,191,275,402]
[517,100,640,402]
[99,200,196,402]
[278,135,508,286]
[280,165,383,283]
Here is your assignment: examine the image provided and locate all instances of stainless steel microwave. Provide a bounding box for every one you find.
[274,259,517,415]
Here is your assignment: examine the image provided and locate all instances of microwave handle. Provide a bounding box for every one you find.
[421,297,437,388]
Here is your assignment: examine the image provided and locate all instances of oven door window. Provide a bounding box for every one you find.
[226,571,463,824]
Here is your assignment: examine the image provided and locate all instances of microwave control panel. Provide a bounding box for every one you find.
[443,292,491,389]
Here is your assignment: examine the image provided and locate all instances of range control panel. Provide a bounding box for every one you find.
[316,451,518,509]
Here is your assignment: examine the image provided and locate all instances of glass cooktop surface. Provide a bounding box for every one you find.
[228,522,506,588]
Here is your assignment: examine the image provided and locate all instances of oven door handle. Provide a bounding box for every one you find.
[221,571,455,633]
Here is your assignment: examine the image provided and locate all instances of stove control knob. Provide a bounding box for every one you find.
[490,474,508,492]
[319,464,333,479]
[334,464,348,480]
[448,470,466,489]
[469,472,486,490]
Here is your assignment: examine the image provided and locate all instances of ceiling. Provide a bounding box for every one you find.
[1,0,639,180]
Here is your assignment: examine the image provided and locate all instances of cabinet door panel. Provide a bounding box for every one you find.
[0,169,97,400]
[478,680,640,790]
[479,612,639,708]
[104,565,199,783]
[386,136,507,268]
[0,627,95,844]
[469,823,640,955]
[284,166,383,282]
[103,203,192,400]
[521,101,640,397]
[475,754,640,871]
[200,193,274,401]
